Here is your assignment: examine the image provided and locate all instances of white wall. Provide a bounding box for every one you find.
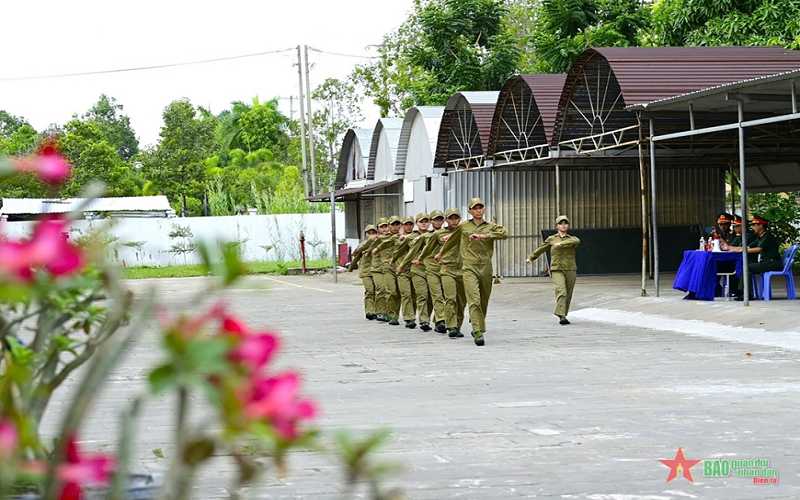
[1,213,346,267]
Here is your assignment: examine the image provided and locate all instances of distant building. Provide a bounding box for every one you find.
[0,196,176,222]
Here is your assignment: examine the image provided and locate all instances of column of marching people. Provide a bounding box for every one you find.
[347,199,509,347]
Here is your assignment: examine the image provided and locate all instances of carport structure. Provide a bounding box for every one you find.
[632,67,800,303]
[497,47,800,289]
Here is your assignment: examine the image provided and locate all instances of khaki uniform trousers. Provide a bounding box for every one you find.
[362,274,376,315]
[425,270,446,325]
[411,269,431,324]
[384,269,400,319]
[372,272,386,315]
[463,264,493,333]
[440,265,465,330]
[397,270,416,321]
[552,270,577,318]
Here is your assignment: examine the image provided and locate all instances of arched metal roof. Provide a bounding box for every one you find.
[335,128,373,189]
[553,46,800,153]
[433,91,499,171]
[368,118,404,181]
[488,74,566,166]
[395,106,444,179]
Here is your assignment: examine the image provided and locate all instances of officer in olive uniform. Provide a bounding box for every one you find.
[372,215,403,325]
[391,215,419,328]
[528,215,581,325]
[725,215,783,300]
[716,213,735,244]
[436,199,508,346]
[422,208,466,338]
[366,218,391,321]
[348,224,379,320]
[396,213,433,331]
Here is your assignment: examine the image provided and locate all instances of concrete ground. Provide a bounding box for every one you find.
[41,272,800,499]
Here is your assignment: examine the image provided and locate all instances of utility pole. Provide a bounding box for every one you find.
[304,44,317,196]
[296,46,309,198]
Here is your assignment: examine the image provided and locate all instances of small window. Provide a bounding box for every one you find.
[425,176,432,192]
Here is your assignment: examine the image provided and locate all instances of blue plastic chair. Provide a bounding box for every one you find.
[762,244,798,300]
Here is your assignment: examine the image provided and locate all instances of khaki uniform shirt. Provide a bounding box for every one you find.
[439,220,508,267]
[396,231,428,273]
[349,238,375,277]
[530,234,580,271]
[391,231,419,274]
[422,227,460,268]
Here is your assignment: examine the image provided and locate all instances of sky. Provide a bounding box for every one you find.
[0,0,414,148]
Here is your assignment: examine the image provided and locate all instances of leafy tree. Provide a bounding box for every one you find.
[352,0,521,113]
[528,0,652,73]
[0,110,29,137]
[651,0,800,48]
[312,78,364,189]
[81,95,139,160]
[748,192,800,246]
[216,98,290,156]
[140,99,217,217]
[0,124,38,156]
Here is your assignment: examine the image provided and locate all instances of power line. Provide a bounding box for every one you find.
[308,46,378,60]
[0,47,297,82]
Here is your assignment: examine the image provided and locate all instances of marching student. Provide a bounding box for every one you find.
[396,212,433,331]
[527,215,580,325]
[348,224,379,320]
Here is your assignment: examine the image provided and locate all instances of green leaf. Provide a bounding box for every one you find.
[148,364,177,394]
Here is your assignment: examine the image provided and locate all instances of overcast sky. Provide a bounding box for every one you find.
[0,0,414,148]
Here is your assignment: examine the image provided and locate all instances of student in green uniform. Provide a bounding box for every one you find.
[348,224,379,320]
[421,208,465,337]
[367,218,391,321]
[372,215,402,325]
[404,210,446,333]
[436,199,508,346]
[723,215,783,300]
[395,213,433,331]
[392,215,419,328]
[527,215,581,325]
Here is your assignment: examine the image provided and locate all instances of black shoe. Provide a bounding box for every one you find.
[435,321,447,334]
[389,318,400,326]
[405,320,416,329]
[471,331,485,346]
[734,295,744,301]
[420,323,432,331]
[377,314,389,322]
[366,313,376,320]
[559,317,570,325]
[448,328,464,338]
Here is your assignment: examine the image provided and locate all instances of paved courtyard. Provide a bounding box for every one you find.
[42,272,800,499]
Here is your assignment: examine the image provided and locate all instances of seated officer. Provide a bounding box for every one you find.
[722,215,782,300]
[715,213,734,243]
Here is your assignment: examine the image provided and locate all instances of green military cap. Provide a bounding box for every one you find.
[388,215,401,224]
[377,217,389,227]
[416,212,430,222]
[401,215,414,224]
[468,197,484,209]
[555,215,570,225]
[445,207,461,218]
[364,224,376,232]
[732,215,742,226]
[429,210,445,219]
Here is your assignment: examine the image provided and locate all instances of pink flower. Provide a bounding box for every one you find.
[0,419,19,460]
[9,141,71,184]
[56,435,115,499]
[0,215,84,281]
[221,315,280,371]
[240,372,316,439]
[156,301,227,338]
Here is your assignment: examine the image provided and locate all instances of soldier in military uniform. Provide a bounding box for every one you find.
[401,210,446,333]
[366,218,391,321]
[723,215,783,300]
[422,207,466,338]
[348,224,379,320]
[372,215,403,325]
[436,199,508,346]
[528,215,581,325]
[716,213,735,244]
[391,215,419,328]
[396,213,433,331]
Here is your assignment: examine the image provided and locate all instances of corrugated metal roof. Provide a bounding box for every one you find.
[367,118,404,181]
[336,128,373,189]
[306,179,402,202]
[434,91,499,170]
[395,106,444,177]
[0,196,172,215]
[488,74,566,157]
[554,46,800,145]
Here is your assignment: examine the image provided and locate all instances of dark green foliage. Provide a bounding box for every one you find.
[748,192,800,246]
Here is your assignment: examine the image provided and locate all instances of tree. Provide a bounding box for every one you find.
[312,78,364,189]
[141,99,217,217]
[0,110,28,137]
[216,98,290,156]
[528,0,652,73]
[81,95,139,160]
[651,0,800,48]
[352,0,522,113]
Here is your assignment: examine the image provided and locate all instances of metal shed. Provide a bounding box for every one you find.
[334,128,373,189]
[368,118,404,182]
[395,106,446,217]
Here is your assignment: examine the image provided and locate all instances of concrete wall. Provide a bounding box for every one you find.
[1,213,346,267]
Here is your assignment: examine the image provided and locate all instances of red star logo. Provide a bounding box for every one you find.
[659,447,702,483]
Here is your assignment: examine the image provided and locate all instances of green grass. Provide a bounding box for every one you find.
[121,259,333,279]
